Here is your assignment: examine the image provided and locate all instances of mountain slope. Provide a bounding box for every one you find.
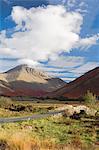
[48,67,99,99]
[0,65,66,97]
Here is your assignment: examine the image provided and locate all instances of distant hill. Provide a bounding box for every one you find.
[0,65,99,99]
[0,65,66,97]
[48,67,99,99]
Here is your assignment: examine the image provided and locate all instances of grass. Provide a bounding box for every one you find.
[0,117,98,150]
[0,97,60,117]
[0,97,99,150]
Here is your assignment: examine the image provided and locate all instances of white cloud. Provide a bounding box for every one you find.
[0,5,99,78]
[36,55,85,80]
[71,62,99,74]
[0,59,18,72]
[59,61,99,81]
[48,56,84,68]
[41,57,99,81]
[37,66,67,72]
[0,5,98,64]
[79,34,99,50]
[0,5,83,63]
[67,0,76,7]
[17,59,40,67]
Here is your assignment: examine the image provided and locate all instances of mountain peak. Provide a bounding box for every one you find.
[4,64,51,82]
[0,65,66,97]
[5,64,30,73]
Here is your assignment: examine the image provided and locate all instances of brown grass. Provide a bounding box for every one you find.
[0,131,92,150]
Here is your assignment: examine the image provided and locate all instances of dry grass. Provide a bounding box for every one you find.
[0,97,98,150]
[0,120,99,150]
[0,131,80,150]
[0,131,94,150]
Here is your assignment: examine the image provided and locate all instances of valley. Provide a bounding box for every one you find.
[0,65,99,150]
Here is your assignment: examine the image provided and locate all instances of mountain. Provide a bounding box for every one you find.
[0,65,66,97]
[1,65,98,99]
[48,67,99,99]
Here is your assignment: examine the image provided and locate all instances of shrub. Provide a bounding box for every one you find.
[0,97,13,108]
[83,90,96,105]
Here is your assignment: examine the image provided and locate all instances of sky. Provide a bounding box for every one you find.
[0,0,99,82]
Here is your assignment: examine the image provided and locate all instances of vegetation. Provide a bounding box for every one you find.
[83,90,97,105]
[0,115,99,150]
[0,97,98,150]
[0,97,59,118]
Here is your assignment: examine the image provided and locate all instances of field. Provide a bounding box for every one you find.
[0,97,99,150]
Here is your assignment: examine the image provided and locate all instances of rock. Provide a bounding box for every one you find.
[70,112,81,120]
[54,105,97,118]
[75,105,97,116]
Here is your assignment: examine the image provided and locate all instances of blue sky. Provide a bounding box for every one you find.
[0,0,99,82]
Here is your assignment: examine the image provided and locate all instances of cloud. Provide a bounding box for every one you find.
[17,59,40,67]
[35,55,85,81]
[48,56,85,68]
[0,5,98,65]
[79,34,99,50]
[0,5,82,62]
[0,4,99,81]
[67,0,76,7]
[0,58,18,72]
[39,56,99,81]
[71,62,99,75]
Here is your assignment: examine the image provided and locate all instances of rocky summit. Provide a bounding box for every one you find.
[0,65,66,97]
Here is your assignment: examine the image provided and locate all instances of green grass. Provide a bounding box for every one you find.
[0,116,98,149]
[0,97,59,117]
[0,97,99,150]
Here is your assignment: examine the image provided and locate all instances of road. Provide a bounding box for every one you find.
[0,110,65,123]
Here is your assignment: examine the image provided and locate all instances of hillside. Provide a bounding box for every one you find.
[0,65,66,97]
[48,67,99,99]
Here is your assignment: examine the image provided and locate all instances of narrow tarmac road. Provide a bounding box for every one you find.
[0,110,65,123]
